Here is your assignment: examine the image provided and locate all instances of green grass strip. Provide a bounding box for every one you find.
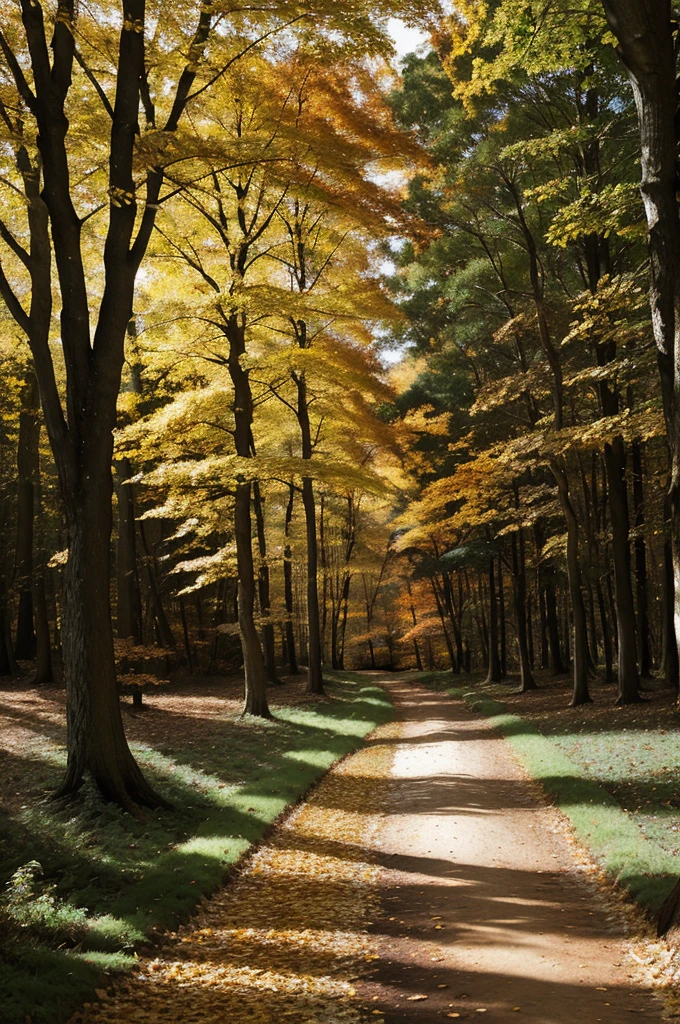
[0,674,392,1024]
[452,688,679,918]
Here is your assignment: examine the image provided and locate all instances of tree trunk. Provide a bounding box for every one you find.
[179,597,193,675]
[498,550,507,678]
[115,459,143,643]
[597,579,615,684]
[485,555,502,684]
[554,467,591,705]
[545,583,565,675]
[512,528,536,692]
[302,478,324,693]
[226,313,270,718]
[283,484,299,675]
[600,0,680,695]
[32,570,53,684]
[663,525,679,689]
[296,372,324,695]
[632,441,652,677]
[431,578,457,671]
[407,581,423,672]
[55,482,168,811]
[14,368,40,660]
[252,479,280,685]
[138,520,175,650]
[604,438,641,703]
[234,482,270,717]
[538,586,549,669]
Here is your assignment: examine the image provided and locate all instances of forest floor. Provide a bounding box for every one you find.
[63,676,670,1024]
[0,671,391,1024]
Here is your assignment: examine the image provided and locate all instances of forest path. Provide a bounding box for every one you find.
[362,678,662,1023]
[74,677,662,1024]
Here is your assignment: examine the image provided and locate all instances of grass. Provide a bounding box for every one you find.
[413,668,680,921]
[0,672,392,1024]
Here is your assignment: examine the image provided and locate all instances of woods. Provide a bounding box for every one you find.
[4,1,680,1020]
[1,0,680,773]
[2,0,680,779]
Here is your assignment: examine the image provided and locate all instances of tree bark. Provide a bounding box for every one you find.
[252,478,280,684]
[596,579,615,684]
[497,550,507,678]
[600,0,680,693]
[604,438,641,703]
[55,476,167,810]
[485,555,502,684]
[0,0,216,808]
[406,580,423,671]
[226,315,270,717]
[115,458,143,643]
[14,367,40,659]
[295,372,324,694]
[511,515,536,692]
[283,484,299,674]
[632,441,652,677]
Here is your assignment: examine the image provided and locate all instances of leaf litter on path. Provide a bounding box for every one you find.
[70,722,400,1024]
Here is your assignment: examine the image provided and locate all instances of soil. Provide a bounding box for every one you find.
[361,678,663,1023]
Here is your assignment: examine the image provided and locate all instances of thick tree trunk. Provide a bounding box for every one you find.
[14,369,40,660]
[0,2,217,810]
[55,481,167,810]
[601,0,680,694]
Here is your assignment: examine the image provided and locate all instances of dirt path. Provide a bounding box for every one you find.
[362,680,662,1023]
[73,678,663,1024]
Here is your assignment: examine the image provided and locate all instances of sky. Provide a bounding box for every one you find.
[387,18,431,60]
